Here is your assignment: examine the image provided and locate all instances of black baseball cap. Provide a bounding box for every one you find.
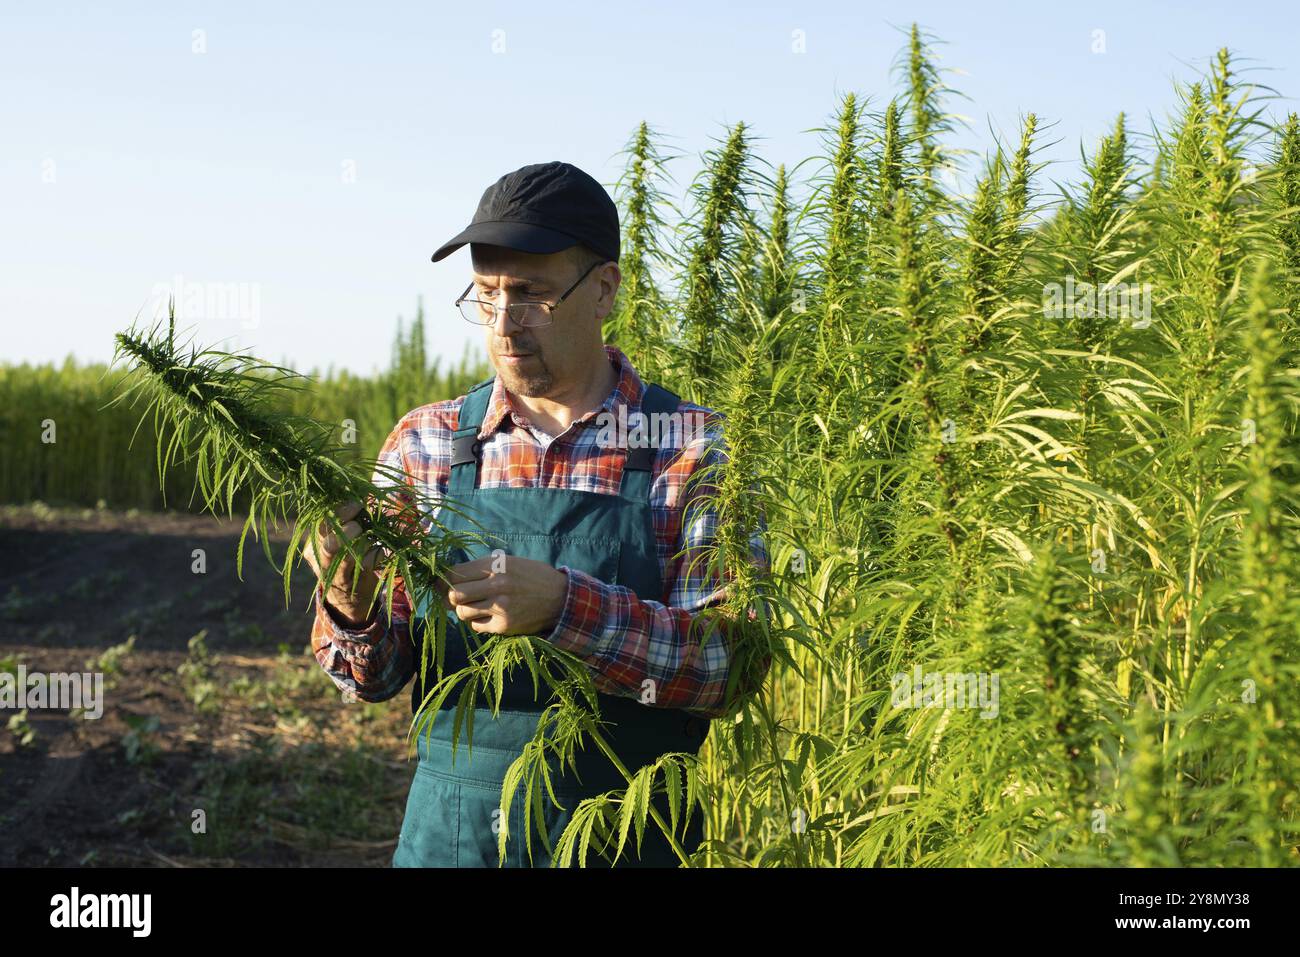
[431,161,620,264]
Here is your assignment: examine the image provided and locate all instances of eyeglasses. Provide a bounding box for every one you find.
[455,259,607,327]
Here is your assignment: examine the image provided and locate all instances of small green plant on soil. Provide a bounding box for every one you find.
[7,710,37,748]
[121,713,162,766]
[87,635,137,688]
[177,629,219,715]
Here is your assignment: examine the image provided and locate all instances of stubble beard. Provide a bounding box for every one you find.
[495,352,554,398]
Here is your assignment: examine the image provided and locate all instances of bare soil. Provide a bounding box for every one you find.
[0,503,418,867]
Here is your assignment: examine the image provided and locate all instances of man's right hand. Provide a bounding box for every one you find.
[302,501,383,627]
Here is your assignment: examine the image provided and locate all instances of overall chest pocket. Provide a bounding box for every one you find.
[455,532,624,588]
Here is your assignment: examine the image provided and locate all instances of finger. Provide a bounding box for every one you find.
[330,554,375,598]
[331,552,358,584]
[304,533,331,571]
[323,520,362,553]
[445,558,495,584]
[453,600,494,622]
[447,577,496,604]
[319,502,362,540]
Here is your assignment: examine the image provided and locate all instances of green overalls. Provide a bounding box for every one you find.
[391,377,711,868]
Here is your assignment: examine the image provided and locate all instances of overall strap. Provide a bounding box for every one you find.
[618,383,682,503]
[447,377,496,494]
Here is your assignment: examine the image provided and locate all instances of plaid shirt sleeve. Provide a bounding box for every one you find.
[309,414,424,704]
[544,413,772,720]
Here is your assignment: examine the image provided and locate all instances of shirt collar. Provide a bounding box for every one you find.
[476,344,646,439]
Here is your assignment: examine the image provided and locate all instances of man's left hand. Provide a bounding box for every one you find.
[441,555,568,635]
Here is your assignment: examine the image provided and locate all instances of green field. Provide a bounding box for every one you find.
[0,303,487,511]
[4,25,1298,867]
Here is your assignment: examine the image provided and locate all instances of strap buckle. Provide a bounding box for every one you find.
[451,431,480,467]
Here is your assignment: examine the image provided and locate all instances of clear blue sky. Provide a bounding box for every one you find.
[2,1,1296,376]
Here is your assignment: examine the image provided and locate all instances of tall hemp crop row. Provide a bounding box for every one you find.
[1,302,486,511]
[604,26,1300,866]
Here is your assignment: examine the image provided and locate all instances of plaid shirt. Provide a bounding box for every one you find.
[310,344,769,719]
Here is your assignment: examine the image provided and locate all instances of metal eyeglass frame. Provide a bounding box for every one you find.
[455,258,607,327]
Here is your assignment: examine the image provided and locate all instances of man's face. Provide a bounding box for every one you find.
[468,244,618,398]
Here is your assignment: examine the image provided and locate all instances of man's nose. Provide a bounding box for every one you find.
[491,296,526,337]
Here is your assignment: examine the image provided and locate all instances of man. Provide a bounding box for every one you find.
[302,160,769,868]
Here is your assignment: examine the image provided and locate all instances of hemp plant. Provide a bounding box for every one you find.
[108,309,482,694]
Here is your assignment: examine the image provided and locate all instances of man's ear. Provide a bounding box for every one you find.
[594,262,621,320]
